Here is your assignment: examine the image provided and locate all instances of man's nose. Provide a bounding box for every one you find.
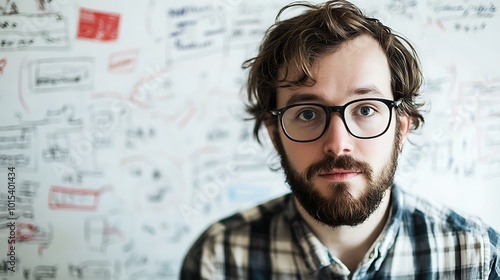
[322,113,354,156]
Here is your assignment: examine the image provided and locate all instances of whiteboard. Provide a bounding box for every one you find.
[0,0,499,279]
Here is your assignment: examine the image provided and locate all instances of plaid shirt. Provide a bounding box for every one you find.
[181,185,500,279]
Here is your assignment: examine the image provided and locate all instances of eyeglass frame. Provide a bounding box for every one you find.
[269,98,402,143]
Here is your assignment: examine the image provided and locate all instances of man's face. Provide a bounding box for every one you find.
[268,35,411,228]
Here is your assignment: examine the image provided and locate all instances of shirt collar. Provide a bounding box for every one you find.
[358,185,404,272]
[283,185,405,276]
[284,193,350,276]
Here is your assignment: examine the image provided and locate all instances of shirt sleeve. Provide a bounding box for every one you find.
[180,235,205,280]
[180,225,226,280]
[488,227,500,280]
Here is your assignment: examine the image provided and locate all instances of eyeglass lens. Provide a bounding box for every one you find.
[280,99,392,141]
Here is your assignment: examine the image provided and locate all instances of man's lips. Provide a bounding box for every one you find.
[318,169,361,181]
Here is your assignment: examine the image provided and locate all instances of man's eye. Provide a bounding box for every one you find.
[358,106,375,116]
[298,110,316,121]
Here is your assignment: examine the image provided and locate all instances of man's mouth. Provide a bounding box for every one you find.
[318,168,361,181]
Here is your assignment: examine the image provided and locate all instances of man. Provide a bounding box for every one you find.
[181,1,500,279]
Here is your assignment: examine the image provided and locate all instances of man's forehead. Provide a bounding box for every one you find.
[276,35,385,84]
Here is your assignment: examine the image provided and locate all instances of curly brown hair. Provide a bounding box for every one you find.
[243,0,425,143]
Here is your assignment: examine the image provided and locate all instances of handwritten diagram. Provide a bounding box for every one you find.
[0,0,69,51]
[0,0,499,279]
[28,58,95,93]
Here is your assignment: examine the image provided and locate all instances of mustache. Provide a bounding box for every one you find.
[304,155,373,182]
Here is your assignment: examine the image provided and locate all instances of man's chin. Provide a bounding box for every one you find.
[310,178,366,200]
[291,180,389,228]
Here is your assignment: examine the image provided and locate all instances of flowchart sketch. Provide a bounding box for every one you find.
[0,13,69,50]
[28,57,95,93]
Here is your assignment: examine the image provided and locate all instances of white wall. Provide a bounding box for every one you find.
[0,0,498,279]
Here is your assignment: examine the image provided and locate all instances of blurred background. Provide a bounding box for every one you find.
[0,0,499,279]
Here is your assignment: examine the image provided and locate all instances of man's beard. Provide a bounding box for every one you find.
[274,127,401,228]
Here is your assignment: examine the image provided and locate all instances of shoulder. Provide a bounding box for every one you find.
[397,187,493,235]
[204,193,292,239]
[180,193,293,279]
[395,187,500,277]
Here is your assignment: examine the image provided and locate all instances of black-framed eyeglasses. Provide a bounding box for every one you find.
[269,98,402,142]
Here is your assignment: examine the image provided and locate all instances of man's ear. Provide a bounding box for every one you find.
[263,113,278,150]
[397,114,412,151]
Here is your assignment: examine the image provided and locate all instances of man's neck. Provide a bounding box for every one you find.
[294,189,392,273]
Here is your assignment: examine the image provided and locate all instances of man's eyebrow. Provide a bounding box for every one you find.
[350,86,384,97]
[285,93,325,106]
[284,86,384,106]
